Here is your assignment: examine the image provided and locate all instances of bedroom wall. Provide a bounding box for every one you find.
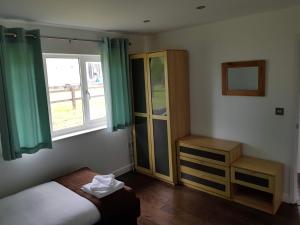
[148,5,300,201]
[0,19,148,198]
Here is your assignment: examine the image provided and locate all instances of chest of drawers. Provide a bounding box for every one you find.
[177,135,242,198]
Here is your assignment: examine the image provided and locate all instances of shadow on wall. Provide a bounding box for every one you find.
[0,128,132,198]
[189,44,214,137]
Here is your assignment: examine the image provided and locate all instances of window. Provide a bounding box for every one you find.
[43,54,106,137]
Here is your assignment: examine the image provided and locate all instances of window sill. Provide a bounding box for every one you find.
[52,125,107,142]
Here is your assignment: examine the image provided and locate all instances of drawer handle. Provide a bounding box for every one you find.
[235,172,269,188]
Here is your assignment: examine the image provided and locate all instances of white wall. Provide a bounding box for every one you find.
[148,6,300,200]
[2,6,300,201]
[0,19,147,198]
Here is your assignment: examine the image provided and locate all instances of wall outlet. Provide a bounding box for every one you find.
[275,107,284,116]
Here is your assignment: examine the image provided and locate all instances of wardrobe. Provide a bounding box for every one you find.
[130,50,190,184]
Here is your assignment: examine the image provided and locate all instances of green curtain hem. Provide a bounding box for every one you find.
[113,123,132,131]
[3,143,52,161]
[20,142,52,155]
[3,142,52,161]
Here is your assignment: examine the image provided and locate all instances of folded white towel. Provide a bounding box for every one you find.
[81,175,124,199]
[90,174,116,191]
[93,174,115,183]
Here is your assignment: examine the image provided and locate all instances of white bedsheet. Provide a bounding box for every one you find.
[0,181,100,225]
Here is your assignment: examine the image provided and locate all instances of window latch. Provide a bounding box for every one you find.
[86,90,91,100]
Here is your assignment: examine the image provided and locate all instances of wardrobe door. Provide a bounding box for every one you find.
[131,55,152,173]
[148,52,172,181]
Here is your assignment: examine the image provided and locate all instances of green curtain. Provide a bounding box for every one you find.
[101,37,132,131]
[0,26,52,161]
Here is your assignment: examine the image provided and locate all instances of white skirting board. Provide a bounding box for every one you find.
[283,193,291,203]
[113,163,134,177]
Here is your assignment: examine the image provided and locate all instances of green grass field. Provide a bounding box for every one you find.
[51,97,106,131]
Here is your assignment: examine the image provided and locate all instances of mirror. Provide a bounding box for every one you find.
[222,60,265,96]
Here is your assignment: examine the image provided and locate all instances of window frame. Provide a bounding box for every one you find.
[43,53,107,138]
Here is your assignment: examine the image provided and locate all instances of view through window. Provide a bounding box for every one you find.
[43,54,106,136]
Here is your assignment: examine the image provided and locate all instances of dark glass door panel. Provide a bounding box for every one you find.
[131,58,147,113]
[153,119,169,176]
[149,57,167,116]
[135,116,150,169]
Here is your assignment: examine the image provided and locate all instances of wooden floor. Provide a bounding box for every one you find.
[119,172,300,225]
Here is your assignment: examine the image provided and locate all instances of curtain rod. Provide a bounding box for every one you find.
[4,32,104,43]
[4,32,132,45]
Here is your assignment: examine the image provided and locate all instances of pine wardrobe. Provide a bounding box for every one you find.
[130,50,190,184]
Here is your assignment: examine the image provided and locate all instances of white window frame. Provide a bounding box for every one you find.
[43,53,107,138]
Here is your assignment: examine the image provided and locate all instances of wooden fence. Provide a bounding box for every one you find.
[49,85,104,109]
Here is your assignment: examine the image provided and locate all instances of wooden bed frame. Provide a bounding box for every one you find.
[54,167,140,225]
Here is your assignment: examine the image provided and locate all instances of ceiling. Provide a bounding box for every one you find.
[0,0,299,34]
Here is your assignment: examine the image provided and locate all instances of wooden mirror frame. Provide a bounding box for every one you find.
[222,60,266,96]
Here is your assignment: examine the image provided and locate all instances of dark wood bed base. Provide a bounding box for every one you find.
[54,167,140,225]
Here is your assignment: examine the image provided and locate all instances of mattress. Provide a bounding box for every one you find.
[0,181,100,225]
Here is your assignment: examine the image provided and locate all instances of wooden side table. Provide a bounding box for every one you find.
[231,156,284,214]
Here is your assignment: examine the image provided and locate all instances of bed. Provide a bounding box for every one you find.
[0,168,140,225]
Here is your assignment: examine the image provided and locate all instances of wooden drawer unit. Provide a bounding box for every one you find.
[179,145,229,166]
[177,135,242,199]
[179,155,230,198]
[178,135,242,166]
[180,172,230,198]
[180,155,229,182]
[231,167,274,193]
[231,156,284,214]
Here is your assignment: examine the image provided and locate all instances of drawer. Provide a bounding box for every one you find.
[231,167,274,193]
[179,156,229,182]
[179,145,229,166]
[180,172,230,198]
